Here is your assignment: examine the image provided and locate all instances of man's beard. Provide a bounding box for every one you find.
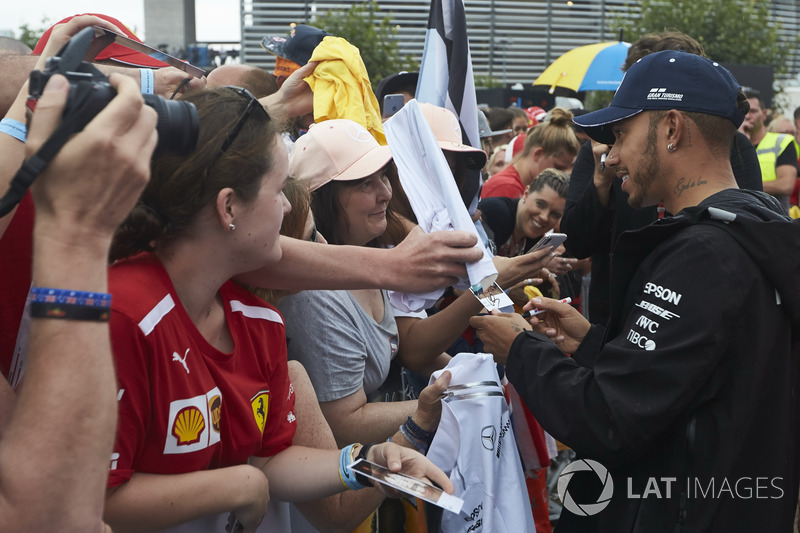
[626,122,660,209]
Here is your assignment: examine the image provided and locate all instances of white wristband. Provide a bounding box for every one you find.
[139,68,154,95]
[0,118,26,143]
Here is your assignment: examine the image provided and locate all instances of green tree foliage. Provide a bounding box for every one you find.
[611,0,796,75]
[474,74,503,89]
[313,1,417,89]
[15,20,49,50]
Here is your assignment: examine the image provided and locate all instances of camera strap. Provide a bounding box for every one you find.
[0,105,95,218]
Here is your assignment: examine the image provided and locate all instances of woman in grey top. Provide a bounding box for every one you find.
[278,119,450,448]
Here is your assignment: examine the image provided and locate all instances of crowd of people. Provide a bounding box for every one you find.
[0,11,799,533]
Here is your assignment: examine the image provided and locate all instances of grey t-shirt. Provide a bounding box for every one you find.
[278,289,399,402]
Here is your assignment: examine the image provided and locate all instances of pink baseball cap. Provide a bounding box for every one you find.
[289,120,393,191]
[418,103,487,170]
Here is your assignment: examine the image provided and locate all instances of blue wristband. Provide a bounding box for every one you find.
[29,287,112,307]
[29,287,112,322]
[339,444,369,490]
[140,68,155,95]
[0,118,26,143]
[399,423,429,455]
[404,416,435,443]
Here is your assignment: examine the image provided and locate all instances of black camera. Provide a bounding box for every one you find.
[0,27,200,218]
[28,26,199,157]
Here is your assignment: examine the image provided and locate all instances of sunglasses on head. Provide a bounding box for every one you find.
[219,86,269,154]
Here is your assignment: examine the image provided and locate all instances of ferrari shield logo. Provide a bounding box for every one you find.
[250,391,269,433]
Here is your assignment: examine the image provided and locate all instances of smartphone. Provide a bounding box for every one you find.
[382,94,405,119]
[527,232,567,254]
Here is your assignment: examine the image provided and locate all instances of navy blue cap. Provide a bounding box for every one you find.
[261,25,330,66]
[573,51,745,145]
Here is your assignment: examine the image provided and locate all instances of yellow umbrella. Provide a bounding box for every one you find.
[534,41,631,94]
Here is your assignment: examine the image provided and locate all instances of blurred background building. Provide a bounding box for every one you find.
[140,0,800,108]
[238,0,800,85]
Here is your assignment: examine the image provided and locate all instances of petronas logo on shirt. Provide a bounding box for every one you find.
[251,391,270,434]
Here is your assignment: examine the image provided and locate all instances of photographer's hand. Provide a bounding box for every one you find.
[0,15,126,235]
[33,15,124,72]
[152,67,207,98]
[0,70,156,533]
[28,73,157,247]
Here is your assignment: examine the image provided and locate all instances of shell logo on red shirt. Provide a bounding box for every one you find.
[172,406,206,445]
[163,387,222,455]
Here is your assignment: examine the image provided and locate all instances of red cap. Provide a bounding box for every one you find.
[33,13,170,68]
[506,133,527,163]
[525,106,547,127]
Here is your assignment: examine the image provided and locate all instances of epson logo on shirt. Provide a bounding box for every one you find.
[643,283,683,306]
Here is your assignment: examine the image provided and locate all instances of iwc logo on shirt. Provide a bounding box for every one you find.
[163,387,222,454]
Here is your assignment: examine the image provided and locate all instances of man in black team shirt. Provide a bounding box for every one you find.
[472,50,800,533]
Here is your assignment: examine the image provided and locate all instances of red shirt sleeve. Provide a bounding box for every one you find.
[254,325,296,457]
[107,309,153,488]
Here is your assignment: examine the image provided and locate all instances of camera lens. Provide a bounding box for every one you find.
[143,95,199,156]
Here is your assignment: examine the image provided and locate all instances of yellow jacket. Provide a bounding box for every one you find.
[756,131,798,183]
[305,37,386,145]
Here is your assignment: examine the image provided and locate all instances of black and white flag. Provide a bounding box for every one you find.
[416,0,482,208]
[416,0,479,148]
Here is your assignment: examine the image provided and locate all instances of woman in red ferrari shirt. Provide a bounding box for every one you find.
[102,87,452,533]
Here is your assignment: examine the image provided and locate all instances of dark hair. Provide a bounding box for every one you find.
[737,88,752,117]
[386,162,417,227]
[624,30,705,71]
[742,88,764,111]
[516,107,580,161]
[486,107,514,131]
[311,164,406,248]
[529,168,569,197]
[278,177,312,241]
[110,88,279,261]
[648,108,736,158]
[507,106,527,121]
